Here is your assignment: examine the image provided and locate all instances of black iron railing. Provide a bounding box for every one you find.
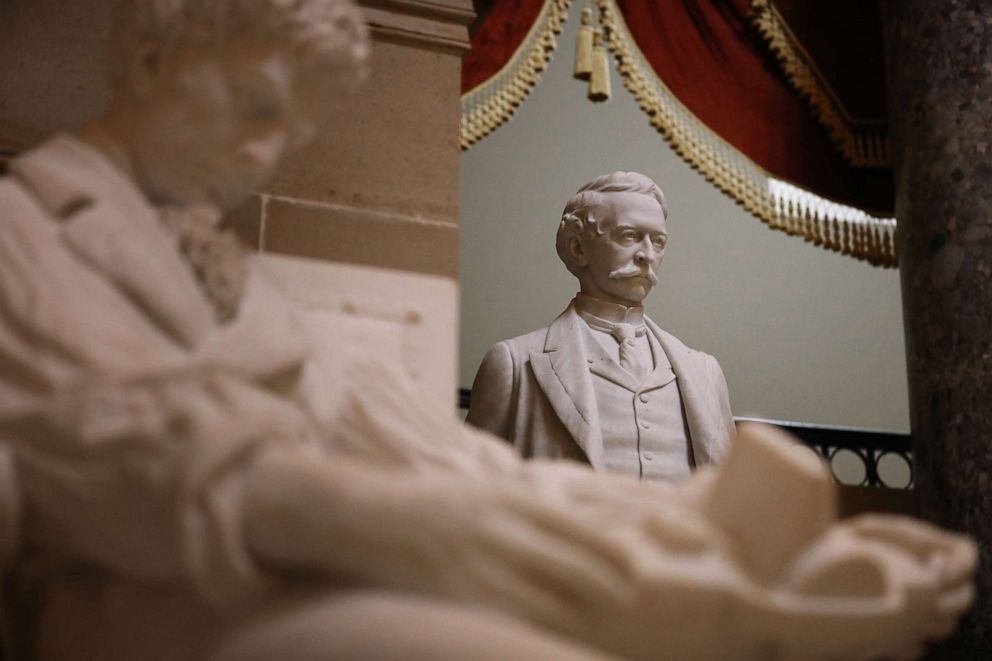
[458,389,913,489]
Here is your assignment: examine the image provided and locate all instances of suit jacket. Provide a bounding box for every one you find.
[466,303,734,469]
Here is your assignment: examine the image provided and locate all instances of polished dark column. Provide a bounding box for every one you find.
[884,1,992,656]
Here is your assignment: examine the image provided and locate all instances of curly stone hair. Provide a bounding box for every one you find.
[109,0,368,90]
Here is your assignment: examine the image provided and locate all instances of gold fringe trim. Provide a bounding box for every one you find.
[460,0,572,151]
[596,0,897,267]
[750,0,889,168]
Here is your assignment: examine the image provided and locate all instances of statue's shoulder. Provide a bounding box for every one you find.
[0,147,53,226]
[646,317,714,361]
[488,326,548,358]
[0,134,103,229]
[0,176,42,221]
[0,168,59,245]
[484,304,578,363]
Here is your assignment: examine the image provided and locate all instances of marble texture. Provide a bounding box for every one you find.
[885,0,992,656]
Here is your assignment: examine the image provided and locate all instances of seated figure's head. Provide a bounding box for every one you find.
[555,171,669,307]
[102,0,369,210]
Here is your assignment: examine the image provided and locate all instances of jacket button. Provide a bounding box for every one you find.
[640,421,650,429]
[643,452,654,460]
[639,393,649,403]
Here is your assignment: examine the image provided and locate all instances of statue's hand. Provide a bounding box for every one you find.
[840,515,975,636]
[768,515,976,660]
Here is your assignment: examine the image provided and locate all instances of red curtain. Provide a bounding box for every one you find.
[462,0,547,95]
[462,0,892,213]
[616,0,891,212]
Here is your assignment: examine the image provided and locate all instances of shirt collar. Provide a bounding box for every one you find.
[574,293,645,325]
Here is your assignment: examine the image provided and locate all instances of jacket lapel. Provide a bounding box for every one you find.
[9,135,216,349]
[638,331,677,392]
[528,305,604,468]
[648,317,719,465]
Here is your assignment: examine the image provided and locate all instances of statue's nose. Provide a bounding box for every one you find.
[634,242,656,264]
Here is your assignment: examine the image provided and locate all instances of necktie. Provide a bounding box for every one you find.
[611,323,650,382]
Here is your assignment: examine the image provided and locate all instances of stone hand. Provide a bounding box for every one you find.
[750,515,976,661]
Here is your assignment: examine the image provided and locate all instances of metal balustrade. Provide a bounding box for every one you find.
[459,390,913,489]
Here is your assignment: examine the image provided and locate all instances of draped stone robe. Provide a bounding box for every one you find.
[0,135,339,660]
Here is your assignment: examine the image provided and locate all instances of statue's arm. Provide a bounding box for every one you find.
[241,448,753,656]
[2,369,315,602]
[465,341,515,440]
[3,356,973,659]
[242,441,975,661]
[705,353,735,460]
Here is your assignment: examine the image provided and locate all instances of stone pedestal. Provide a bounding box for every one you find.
[884,1,992,656]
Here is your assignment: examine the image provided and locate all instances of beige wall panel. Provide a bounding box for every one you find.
[266,37,463,225]
[0,0,112,147]
[263,197,458,277]
[227,195,265,251]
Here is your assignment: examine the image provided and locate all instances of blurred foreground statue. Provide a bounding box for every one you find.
[0,1,977,660]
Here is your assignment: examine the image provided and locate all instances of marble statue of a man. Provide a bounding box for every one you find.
[468,172,733,482]
[0,1,978,660]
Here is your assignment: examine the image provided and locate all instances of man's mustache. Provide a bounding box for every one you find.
[608,265,658,284]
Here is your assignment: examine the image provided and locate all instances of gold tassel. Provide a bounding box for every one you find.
[870,225,883,265]
[574,7,593,80]
[588,28,611,102]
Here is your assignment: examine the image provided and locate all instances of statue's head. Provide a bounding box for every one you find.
[104,0,368,210]
[555,171,668,307]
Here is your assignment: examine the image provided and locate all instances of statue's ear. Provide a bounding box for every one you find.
[128,41,165,97]
[567,235,589,268]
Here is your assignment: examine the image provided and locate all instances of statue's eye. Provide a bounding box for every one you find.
[652,236,667,249]
[618,230,638,242]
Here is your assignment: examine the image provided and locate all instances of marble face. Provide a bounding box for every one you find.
[575,191,667,307]
[125,39,320,211]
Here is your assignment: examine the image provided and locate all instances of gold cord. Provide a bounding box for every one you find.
[460,0,572,150]
[595,0,897,267]
[750,0,890,168]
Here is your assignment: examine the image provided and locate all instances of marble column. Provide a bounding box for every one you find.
[884,1,992,656]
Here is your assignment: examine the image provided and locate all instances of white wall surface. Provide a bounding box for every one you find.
[459,3,908,432]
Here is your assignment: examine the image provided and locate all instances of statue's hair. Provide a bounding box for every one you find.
[555,171,667,276]
[109,0,368,89]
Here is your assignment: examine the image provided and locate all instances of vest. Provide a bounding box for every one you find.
[584,324,695,482]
